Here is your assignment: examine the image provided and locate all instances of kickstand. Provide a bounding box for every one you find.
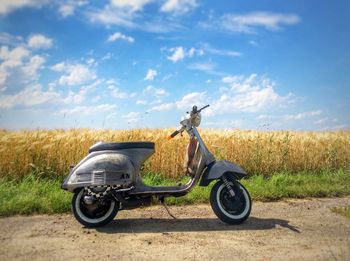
[159,197,177,220]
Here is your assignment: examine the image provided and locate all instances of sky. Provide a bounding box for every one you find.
[0,0,349,131]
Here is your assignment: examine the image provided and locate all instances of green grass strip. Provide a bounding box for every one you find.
[331,206,350,218]
[0,170,349,216]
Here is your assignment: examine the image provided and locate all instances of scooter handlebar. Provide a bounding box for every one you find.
[167,130,179,140]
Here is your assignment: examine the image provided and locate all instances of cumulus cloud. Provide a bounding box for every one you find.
[166,46,203,63]
[149,74,293,116]
[51,62,97,86]
[160,0,197,15]
[144,69,157,81]
[0,45,45,90]
[27,34,53,49]
[0,84,60,109]
[58,0,88,17]
[207,74,293,115]
[107,32,135,43]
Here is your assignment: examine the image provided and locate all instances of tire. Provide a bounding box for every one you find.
[210,179,251,224]
[72,189,119,228]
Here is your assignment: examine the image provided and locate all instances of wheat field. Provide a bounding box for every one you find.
[0,129,349,179]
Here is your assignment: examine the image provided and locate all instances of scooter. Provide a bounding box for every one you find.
[61,105,251,227]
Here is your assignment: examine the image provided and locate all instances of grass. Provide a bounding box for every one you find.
[0,170,349,216]
[332,206,350,218]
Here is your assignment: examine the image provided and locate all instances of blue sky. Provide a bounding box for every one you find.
[0,0,349,130]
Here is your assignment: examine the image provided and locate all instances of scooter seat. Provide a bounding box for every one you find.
[89,141,155,153]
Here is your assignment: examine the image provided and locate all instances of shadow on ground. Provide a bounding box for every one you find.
[96,217,300,234]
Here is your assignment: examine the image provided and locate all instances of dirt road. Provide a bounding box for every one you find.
[1,197,349,261]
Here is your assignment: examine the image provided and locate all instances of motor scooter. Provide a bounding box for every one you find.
[61,105,251,227]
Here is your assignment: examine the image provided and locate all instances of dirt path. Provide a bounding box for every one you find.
[1,197,350,261]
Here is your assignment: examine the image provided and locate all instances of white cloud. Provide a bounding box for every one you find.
[149,91,206,112]
[207,74,293,115]
[204,45,241,57]
[123,111,140,124]
[22,55,45,80]
[136,100,147,105]
[58,1,87,17]
[61,104,117,115]
[201,12,300,34]
[109,86,129,99]
[149,102,174,112]
[63,80,101,105]
[27,34,53,49]
[50,62,65,72]
[143,85,169,98]
[87,0,154,29]
[0,32,23,46]
[160,0,197,15]
[87,1,178,33]
[144,69,157,81]
[51,62,97,86]
[110,0,153,12]
[87,5,136,28]
[167,46,185,62]
[314,118,328,125]
[107,32,135,43]
[188,62,215,72]
[284,110,322,121]
[220,12,300,33]
[0,84,60,109]
[175,92,206,109]
[0,0,48,15]
[166,46,202,63]
[0,45,45,89]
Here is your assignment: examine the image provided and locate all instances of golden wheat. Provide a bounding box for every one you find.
[0,128,349,179]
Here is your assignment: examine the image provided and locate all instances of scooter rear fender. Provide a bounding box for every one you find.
[61,152,135,192]
[199,160,247,187]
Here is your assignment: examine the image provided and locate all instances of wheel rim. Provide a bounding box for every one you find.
[216,182,250,219]
[75,190,115,224]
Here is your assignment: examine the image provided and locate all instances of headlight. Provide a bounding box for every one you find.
[192,113,201,127]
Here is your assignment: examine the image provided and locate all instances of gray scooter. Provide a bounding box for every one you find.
[61,105,252,227]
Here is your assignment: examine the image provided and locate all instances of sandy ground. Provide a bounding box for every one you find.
[1,197,350,261]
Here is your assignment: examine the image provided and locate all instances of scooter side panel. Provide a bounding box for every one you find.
[62,153,135,192]
[199,160,247,186]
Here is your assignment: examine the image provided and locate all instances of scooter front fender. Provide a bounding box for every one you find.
[199,160,247,187]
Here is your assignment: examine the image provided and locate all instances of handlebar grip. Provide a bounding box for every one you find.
[198,104,210,112]
[167,130,179,140]
[170,130,179,138]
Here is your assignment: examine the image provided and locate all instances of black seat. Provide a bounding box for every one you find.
[89,141,155,153]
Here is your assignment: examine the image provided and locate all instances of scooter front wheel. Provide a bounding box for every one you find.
[210,179,251,224]
[72,189,119,228]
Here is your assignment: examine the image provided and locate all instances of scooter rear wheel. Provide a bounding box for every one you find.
[210,179,251,224]
[72,189,119,228]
